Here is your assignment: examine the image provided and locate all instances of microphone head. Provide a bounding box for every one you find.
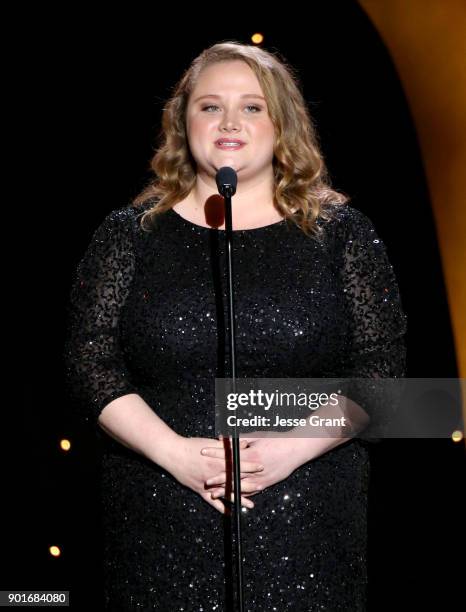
[216,166,238,197]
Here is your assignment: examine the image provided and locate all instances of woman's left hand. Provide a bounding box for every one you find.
[200,432,312,502]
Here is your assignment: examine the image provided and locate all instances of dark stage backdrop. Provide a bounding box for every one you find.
[13,3,464,610]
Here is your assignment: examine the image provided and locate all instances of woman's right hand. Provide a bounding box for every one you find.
[167,436,264,514]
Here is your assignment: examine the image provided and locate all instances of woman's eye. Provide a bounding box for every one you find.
[201,105,262,113]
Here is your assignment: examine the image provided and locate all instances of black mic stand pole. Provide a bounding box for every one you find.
[223,184,245,612]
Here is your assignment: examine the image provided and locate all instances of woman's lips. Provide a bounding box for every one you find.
[215,142,246,150]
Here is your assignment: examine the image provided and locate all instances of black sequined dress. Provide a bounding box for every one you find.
[64,199,407,611]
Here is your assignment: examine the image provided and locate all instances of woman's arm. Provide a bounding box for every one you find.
[64,207,141,427]
[280,205,407,458]
[63,207,185,468]
[335,205,408,441]
[97,393,181,470]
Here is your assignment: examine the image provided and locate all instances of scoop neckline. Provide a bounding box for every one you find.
[168,207,288,233]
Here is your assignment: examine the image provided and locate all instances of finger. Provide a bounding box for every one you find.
[201,444,251,458]
[206,495,226,514]
[218,492,255,509]
[210,479,263,497]
[240,461,265,474]
[239,438,252,445]
[201,449,264,472]
[238,479,263,494]
[213,436,250,453]
[210,490,255,508]
[219,439,249,450]
[200,447,223,458]
[205,471,259,486]
[205,466,264,486]
[241,496,254,509]
[210,487,261,500]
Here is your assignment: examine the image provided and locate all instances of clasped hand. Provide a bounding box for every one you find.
[200,431,312,511]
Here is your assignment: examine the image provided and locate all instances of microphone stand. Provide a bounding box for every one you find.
[223,185,245,612]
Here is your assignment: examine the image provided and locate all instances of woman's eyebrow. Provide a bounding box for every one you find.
[193,94,266,103]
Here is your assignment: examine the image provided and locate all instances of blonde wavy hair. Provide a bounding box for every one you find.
[132,41,349,237]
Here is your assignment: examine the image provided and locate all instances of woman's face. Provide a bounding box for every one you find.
[185,60,276,182]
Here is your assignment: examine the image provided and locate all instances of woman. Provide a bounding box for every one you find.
[64,41,407,611]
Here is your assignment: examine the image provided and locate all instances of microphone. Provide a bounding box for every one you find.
[216,166,237,198]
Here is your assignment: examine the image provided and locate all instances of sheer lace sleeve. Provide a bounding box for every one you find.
[336,206,408,440]
[63,206,139,428]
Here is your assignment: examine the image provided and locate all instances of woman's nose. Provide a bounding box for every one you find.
[219,111,240,131]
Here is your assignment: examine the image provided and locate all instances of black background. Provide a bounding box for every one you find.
[11,3,464,610]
